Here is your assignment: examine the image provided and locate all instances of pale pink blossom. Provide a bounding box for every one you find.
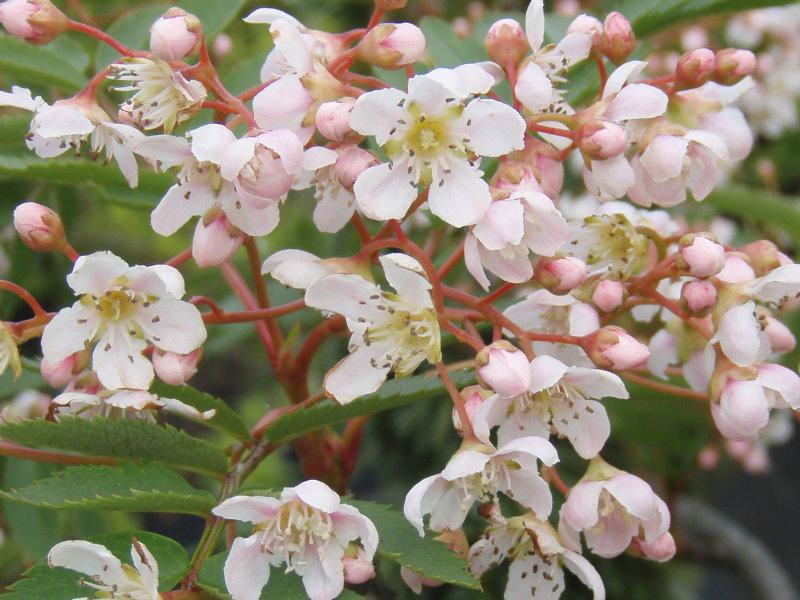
[152,349,201,385]
[149,8,200,61]
[592,280,624,313]
[675,48,716,89]
[535,256,588,293]
[40,353,83,387]
[763,315,796,354]
[713,48,756,84]
[477,342,531,398]
[599,12,635,64]
[682,279,717,314]
[400,566,443,594]
[315,100,359,143]
[13,201,65,252]
[343,551,376,585]
[485,18,528,65]
[0,0,66,44]
[586,326,649,370]
[679,235,726,278]
[638,532,676,562]
[358,23,426,69]
[566,14,603,46]
[578,120,628,160]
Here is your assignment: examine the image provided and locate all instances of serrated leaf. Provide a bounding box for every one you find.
[197,551,364,599]
[264,369,476,444]
[1,530,188,599]
[0,416,228,476]
[419,17,485,67]
[0,35,86,91]
[0,462,216,515]
[151,381,252,442]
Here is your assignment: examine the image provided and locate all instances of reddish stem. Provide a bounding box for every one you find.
[0,280,47,316]
[202,300,306,325]
[67,19,142,58]
[593,54,608,93]
[351,213,372,245]
[436,361,476,441]
[437,241,465,279]
[620,371,709,402]
[245,238,285,347]
[166,248,193,267]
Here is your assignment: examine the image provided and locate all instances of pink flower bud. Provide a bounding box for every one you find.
[638,532,676,562]
[476,342,531,398]
[681,279,717,316]
[567,14,603,46]
[742,446,769,474]
[715,252,755,284]
[150,8,201,61]
[697,445,720,470]
[13,202,66,252]
[738,240,782,277]
[713,48,756,85]
[452,386,488,437]
[315,100,358,143]
[343,553,376,585]
[40,353,82,387]
[153,349,201,385]
[586,326,649,370]
[675,48,716,89]
[212,33,233,58]
[535,256,587,294]
[334,145,378,189]
[764,315,796,354]
[592,279,624,313]
[599,11,635,64]
[0,0,67,45]
[192,215,244,268]
[578,120,628,159]
[358,23,426,69]
[484,18,528,66]
[678,234,726,278]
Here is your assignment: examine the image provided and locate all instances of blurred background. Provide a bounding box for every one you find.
[0,0,799,598]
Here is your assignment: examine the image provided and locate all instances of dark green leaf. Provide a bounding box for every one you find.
[0,462,216,515]
[0,416,228,476]
[264,369,476,443]
[151,381,253,442]
[0,35,86,91]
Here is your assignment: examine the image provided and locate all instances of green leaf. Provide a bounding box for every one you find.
[183,0,251,39]
[419,17,485,68]
[0,416,228,476]
[0,35,86,91]
[198,551,364,599]
[0,462,216,516]
[151,381,253,442]
[264,369,476,443]
[0,530,188,599]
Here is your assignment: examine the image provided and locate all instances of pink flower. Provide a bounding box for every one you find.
[599,12,635,64]
[763,315,796,354]
[713,48,756,84]
[13,202,65,252]
[675,48,716,89]
[484,18,528,65]
[152,349,201,385]
[638,532,676,562]
[149,8,201,60]
[681,279,717,315]
[315,100,358,143]
[0,0,67,45]
[342,551,376,585]
[40,353,83,387]
[578,120,628,160]
[679,235,726,278]
[586,326,649,370]
[592,280,624,313]
[358,23,426,69]
[477,342,531,398]
[566,14,603,46]
[535,256,588,293]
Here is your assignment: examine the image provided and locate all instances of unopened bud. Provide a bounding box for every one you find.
[40,352,87,387]
[13,202,67,252]
[476,341,531,398]
[150,8,202,61]
[0,0,67,45]
[592,279,624,313]
[212,33,233,58]
[578,120,627,159]
[764,314,796,354]
[677,234,726,278]
[742,446,769,474]
[585,325,649,370]
[535,256,587,294]
[452,386,490,437]
[675,48,716,89]
[698,445,720,470]
[484,18,528,66]
[567,14,603,47]
[599,11,635,64]
[738,240,782,277]
[153,349,201,385]
[193,215,244,267]
[638,532,676,562]
[343,552,375,585]
[374,0,407,9]
[335,145,378,189]
[681,279,717,316]
[713,48,756,85]
[357,23,426,69]
[315,99,359,143]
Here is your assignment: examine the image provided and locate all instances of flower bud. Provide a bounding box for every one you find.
[357,23,426,69]
[193,215,244,267]
[13,202,67,252]
[375,0,407,9]
[567,14,603,47]
[484,18,528,66]
[153,349,201,385]
[742,446,769,474]
[535,256,587,294]
[0,0,67,45]
[738,240,782,277]
[599,11,635,64]
[212,33,233,58]
[677,234,726,278]
[334,145,378,189]
[712,48,756,85]
[452,386,490,437]
[592,279,624,313]
[41,352,87,387]
[675,48,716,89]
[476,341,531,398]
[763,314,796,354]
[681,279,717,316]
[149,8,201,61]
[697,445,720,470]
[578,120,628,160]
[343,551,376,585]
[585,325,649,370]
[315,99,359,143]
[638,532,676,562]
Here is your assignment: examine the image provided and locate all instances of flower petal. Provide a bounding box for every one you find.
[213,495,281,523]
[304,274,384,321]
[551,397,610,459]
[525,0,545,50]
[379,253,432,308]
[515,62,554,113]
[353,160,418,222]
[603,83,668,122]
[323,343,393,404]
[293,480,341,513]
[473,198,524,250]
[715,301,761,367]
[427,158,490,227]
[562,481,604,530]
[459,99,525,157]
[41,303,99,363]
[67,251,129,295]
[138,298,206,354]
[640,135,689,183]
[349,88,408,145]
[562,549,606,600]
[92,325,153,390]
[48,541,128,588]
[224,534,270,600]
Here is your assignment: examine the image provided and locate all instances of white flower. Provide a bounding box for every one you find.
[48,539,160,600]
[474,355,628,459]
[349,66,526,227]
[51,387,214,422]
[304,254,441,404]
[404,437,558,535]
[41,252,206,391]
[0,86,144,186]
[212,481,378,600]
[111,58,206,133]
[569,211,651,280]
[470,515,605,600]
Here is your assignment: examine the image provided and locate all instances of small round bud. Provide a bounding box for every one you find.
[40,352,87,387]
[712,48,756,85]
[315,99,359,143]
[484,18,528,66]
[535,256,587,294]
[697,445,720,470]
[193,215,244,267]
[763,314,796,354]
[0,0,67,45]
[150,8,202,61]
[334,145,378,189]
[675,48,716,89]
[13,202,66,252]
[357,23,426,69]
[599,11,635,64]
[592,279,624,313]
[567,14,603,47]
[638,532,676,562]
[738,240,782,277]
[452,385,490,436]
[343,552,375,585]
[585,326,649,370]
[212,33,233,58]
[374,0,407,9]
[476,341,531,398]
[578,120,628,160]
[153,349,201,385]
[681,279,717,316]
[677,234,726,278]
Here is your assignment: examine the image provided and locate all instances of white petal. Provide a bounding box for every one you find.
[255,129,304,175]
[646,329,678,380]
[406,74,451,115]
[213,495,281,523]
[442,450,492,480]
[92,325,153,390]
[404,475,439,536]
[34,104,94,138]
[479,245,533,284]
[189,124,237,165]
[379,253,431,307]
[425,63,500,97]
[640,135,689,182]
[605,474,658,520]
[349,88,408,144]
[507,553,564,600]
[134,134,191,169]
[563,367,629,399]
[603,61,647,99]
[224,534,270,600]
[304,274,384,320]
[460,99,525,157]
[130,541,160,597]
[503,469,553,518]
[552,32,593,66]
[150,264,186,298]
[603,84,668,122]
[552,397,610,458]
[750,264,800,303]
[757,363,800,409]
[220,137,257,182]
[353,160,418,221]
[262,250,327,289]
[473,198,524,250]
[138,298,206,354]
[323,344,393,404]
[270,19,314,75]
[332,504,379,559]
[715,301,761,367]
[221,192,281,237]
[301,543,345,600]
[243,8,303,28]
[48,541,128,588]
[494,435,559,467]
[0,86,41,111]
[528,354,568,392]
[41,303,98,363]
[314,186,355,233]
[468,526,517,576]
[518,191,570,256]
[67,251,129,295]
[562,550,605,599]
[427,158,490,227]
[302,146,338,171]
[716,378,769,439]
[525,0,545,50]
[294,479,341,513]
[464,233,491,291]
[562,481,603,530]
[589,155,634,199]
[515,62,554,113]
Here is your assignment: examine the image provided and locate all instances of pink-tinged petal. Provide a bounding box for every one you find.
[403,475,439,536]
[41,303,98,363]
[270,19,314,75]
[684,345,714,392]
[314,186,356,233]
[525,0,544,50]
[138,298,206,354]
[717,378,769,440]
[505,469,553,518]
[495,435,559,467]
[481,245,533,284]
[300,543,345,600]
[151,184,202,236]
[189,124,237,165]
[424,63,498,98]
[302,146,338,172]
[323,343,393,404]
[224,534,270,600]
[472,393,507,445]
[399,566,426,594]
[150,264,186,298]
[750,264,800,303]
[213,495,281,523]
[293,479,340,513]
[464,233,491,291]
[569,301,601,337]
[551,31,593,65]
[552,397,610,459]
[642,495,671,542]
[92,326,152,390]
[715,301,761,367]
[48,541,128,588]
[459,99,525,157]
[562,550,606,599]
[519,191,570,256]
[686,129,729,161]
[563,367,628,399]
[129,541,159,597]
[442,450,492,480]
[716,253,755,284]
[427,158,491,227]
[638,531,676,562]
[262,249,328,289]
[507,553,564,600]
[332,504,379,559]
[640,135,688,182]
[584,508,638,558]
[647,329,678,380]
[495,405,550,448]
[515,62,554,113]
[222,195,280,237]
[700,107,752,162]
[304,273,384,320]
[243,8,303,28]
[528,354,569,393]
[349,88,407,144]
[605,474,657,521]
[220,137,258,182]
[603,83,668,122]
[67,251,129,295]
[192,217,244,268]
[589,155,634,199]
[686,144,718,200]
[563,481,603,530]
[757,363,800,409]
[379,253,431,307]
[602,61,647,98]
[353,160,418,222]
[255,129,304,175]
[473,198,524,250]
[133,133,191,170]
